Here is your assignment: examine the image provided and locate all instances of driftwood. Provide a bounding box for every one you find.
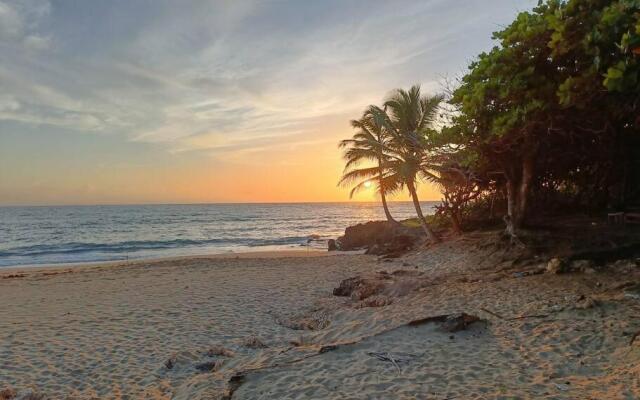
[480,307,506,320]
[218,311,484,398]
[408,312,482,332]
[507,314,550,320]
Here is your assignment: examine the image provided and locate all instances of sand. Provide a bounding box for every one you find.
[1,243,639,399]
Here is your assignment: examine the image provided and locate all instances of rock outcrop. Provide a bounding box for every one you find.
[331,220,422,257]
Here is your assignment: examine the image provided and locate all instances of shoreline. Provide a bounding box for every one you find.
[0,248,366,275]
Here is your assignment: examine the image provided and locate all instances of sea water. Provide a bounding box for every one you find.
[0,202,437,267]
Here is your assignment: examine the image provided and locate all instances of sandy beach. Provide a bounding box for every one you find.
[0,251,376,399]
[2,238,639,400]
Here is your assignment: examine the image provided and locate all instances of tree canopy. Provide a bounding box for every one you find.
[339,0,639,237]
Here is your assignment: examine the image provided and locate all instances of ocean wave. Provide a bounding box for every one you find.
[0,235,317,258]
[0,202,438,266]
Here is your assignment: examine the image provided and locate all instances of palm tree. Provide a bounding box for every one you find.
[338,110,399,223]
[378,85,444,242]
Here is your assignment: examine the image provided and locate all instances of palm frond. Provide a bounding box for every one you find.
[338,166,380,187]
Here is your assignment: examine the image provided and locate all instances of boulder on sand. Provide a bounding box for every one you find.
[336,221,397,250]
[332,275,387,300]
[332,221,421,257]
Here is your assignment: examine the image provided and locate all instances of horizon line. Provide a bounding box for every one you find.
[0,199,443,208]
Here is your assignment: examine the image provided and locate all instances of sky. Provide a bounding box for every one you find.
[0,0,536,206]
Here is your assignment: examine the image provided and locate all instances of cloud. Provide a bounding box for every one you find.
[0,0,51,51]
[0,0,537,162]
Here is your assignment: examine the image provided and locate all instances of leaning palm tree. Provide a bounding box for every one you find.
[376,85,444,242]
[338,110,399,223]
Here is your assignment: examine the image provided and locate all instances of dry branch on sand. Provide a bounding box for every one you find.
[217,311,485,397]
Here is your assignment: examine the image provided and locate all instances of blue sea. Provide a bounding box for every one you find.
[0,202,438,268]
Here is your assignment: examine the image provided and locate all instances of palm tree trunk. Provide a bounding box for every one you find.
[407,181,439,242]
[380,190,396,224]
[378,166,396,224]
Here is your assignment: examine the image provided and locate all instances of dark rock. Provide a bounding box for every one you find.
[222,373,246,400]
[164,357,174,370]
[337,221,395,250]
[332,276,384,300]
[327,239,338,251]
[336,221,420,253]
[319,344,338,353]
[333,277,361,297]
[352,279,385,300]
[0,388,16,400]
[195,360,221,373]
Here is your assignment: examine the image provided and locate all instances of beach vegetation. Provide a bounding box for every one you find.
[340,0,640,239]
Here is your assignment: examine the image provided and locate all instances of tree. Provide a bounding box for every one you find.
[338,110,399,223]
[447,0,640,235]
[449,4,561,234]
[378,85,444,242]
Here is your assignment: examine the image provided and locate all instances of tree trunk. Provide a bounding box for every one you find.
[407,181,439,242]
[378,166,396,224]
[489,192,496,220]
[450,209,462,235]
[505,178,518,239]
[502,146,535,247]
[515,153,534,228]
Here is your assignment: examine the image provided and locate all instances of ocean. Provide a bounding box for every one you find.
[0,202,438,267]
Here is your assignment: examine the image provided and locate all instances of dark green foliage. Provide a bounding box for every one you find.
[447,0,640,231]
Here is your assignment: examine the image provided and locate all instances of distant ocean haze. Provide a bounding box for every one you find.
[0,202,438,267]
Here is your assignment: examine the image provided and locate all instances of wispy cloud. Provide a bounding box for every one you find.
[0,0,537,161]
